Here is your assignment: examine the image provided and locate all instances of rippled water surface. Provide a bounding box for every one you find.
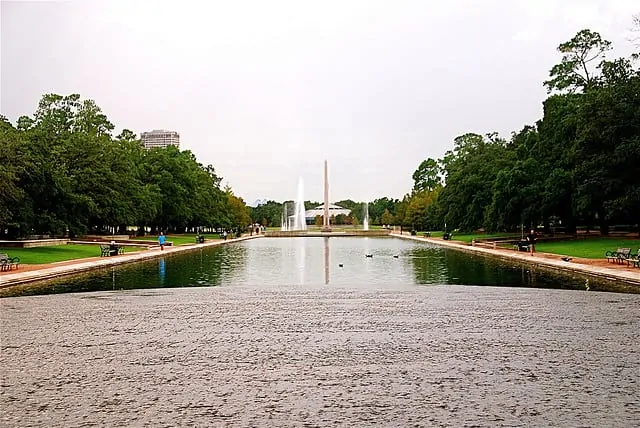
[1,238,638,426]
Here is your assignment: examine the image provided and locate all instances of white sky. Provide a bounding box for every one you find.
[1,0,638,204]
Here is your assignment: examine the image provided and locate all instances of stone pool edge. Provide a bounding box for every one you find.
[392,233,640,287]
[0,235,262,288]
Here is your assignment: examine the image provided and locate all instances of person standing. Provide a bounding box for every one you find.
[158,231,166,251]
[223,230,227,241]
[526,229,537,255]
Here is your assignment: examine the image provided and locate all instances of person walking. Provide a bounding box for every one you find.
[223,230,227,241]
[526,229,537,255]
[158,231,166,251]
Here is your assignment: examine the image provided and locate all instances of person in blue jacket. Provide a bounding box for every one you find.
[158,232,166,250]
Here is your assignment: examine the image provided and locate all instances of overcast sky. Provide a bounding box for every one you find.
[1,0,637,204]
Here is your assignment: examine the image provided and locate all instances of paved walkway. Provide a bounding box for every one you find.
[393,233,640,286]
[0,235,260,288]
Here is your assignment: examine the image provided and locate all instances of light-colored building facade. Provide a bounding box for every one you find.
[304,204,351,225]
[140,130,180,150]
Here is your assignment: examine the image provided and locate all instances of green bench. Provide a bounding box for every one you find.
[605,248,631,264]
[626,249,640,268]
[0,253,20,271]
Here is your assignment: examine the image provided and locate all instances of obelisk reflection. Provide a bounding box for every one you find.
[324,237,330,284]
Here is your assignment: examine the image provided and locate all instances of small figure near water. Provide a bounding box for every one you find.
[223,230,228,241]
[158,232,166,251]
[109,240,119,256]
[526,229,537,255]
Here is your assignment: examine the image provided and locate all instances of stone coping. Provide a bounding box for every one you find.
[392,233,640,286]
[0,239,69,248]
[0,235,261,288]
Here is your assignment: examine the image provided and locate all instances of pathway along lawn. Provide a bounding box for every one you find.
[429,232,640,259]
[425,231,515,243]
[134,234,222,246]
[0,244,146,265]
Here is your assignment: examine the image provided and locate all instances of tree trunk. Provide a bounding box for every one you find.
[597,208,609,235]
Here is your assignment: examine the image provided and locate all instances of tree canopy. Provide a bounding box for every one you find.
[0,94,248,238]
[398,29,639,234]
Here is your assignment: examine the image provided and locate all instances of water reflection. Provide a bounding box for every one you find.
[324,237,330,284]
[158,258,166,285]
[0,237,628,297]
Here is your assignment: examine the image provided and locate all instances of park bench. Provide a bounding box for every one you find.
[100,245,110,257]
[626,249,640,267]
[195,235,205,243]
[100,244,124,257]
[605,248,631,264]
[0,253,20,271]
[514,240,530,252]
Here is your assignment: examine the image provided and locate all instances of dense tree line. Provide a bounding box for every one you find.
[249,197,403,228]
[0,94,250,238]
[401,29,640,234]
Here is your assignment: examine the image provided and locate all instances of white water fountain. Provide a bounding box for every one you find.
[292,177,307,231]
[281,179,307,231]
[363,202,369,231]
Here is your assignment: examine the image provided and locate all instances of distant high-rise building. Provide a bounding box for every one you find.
[140,130,180,150]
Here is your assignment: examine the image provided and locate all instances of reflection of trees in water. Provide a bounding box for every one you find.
[408,247,601,290]
[2,247,247,297]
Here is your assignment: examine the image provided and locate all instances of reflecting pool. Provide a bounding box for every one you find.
[0,237,624,297]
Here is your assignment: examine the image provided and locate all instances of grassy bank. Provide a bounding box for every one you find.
[0,243,147,264]
[536,238,640,259]
[422,231,639,259]
[421,231,516,243]
[133,234,222,246]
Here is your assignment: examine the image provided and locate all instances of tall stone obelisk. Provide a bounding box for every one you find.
[322,159,331,232]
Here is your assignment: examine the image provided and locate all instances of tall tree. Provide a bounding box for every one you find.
[0,117,26,234]
[544,29,612,93]
[412,158,441,193]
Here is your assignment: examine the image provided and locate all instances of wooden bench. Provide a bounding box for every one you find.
[513,240,530,252]
[605,248,631,264]
[0,253,20,271]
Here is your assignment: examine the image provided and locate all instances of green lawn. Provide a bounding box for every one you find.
[422,232,639,258]
[421,231,516,243]
[0,244,146,264]
[134,234,222,246]
[536,238,640,259]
